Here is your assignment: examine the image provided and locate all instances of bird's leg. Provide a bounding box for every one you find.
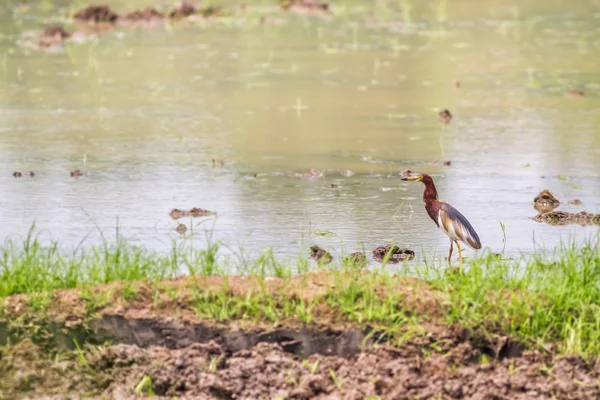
[455,241,463,263]
[448,241,454,265]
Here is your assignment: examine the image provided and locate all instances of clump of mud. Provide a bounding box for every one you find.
[168,1,198,19]
[310,244,332,264]
[569,199,582,206]
[533,189,560,214]
[169,207,216,220]
[565,89,584,98]
[279,0,332,16]
[534,211,600,226]
[175,223,187,234]
[344,252,367,268]
[289,168,324,179]
[73,4,119,24]
[428,160,452,167]
[122,7,165,23]
[198,6,224,18]
[39,24,71,47]
[12,171,35,178]
[532,190,599,226]
[373,244,415,263]
[70,169,84,178]
[439,109,452,124]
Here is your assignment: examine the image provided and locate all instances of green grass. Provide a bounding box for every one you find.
[2,227,600,358]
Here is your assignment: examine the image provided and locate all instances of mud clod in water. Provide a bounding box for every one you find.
[12,171,22,178]
[170,207,216,220]
[344,252,367,268]
[24,171,35,177]
[289,168,324,179]
[280,0,332,15]
[122,8,165,22]
[439,109,452,124]
[175,223,187,234]
[400,168,412,177]
[534,211,600,226]
[533,189,560,215]
[39,24,71,47]
[569,199,582,206]
[198,6,224,18]
[565,89,584,98]
[532,190,599,225]
[73,5,119,23]
[70,169,84,178]
[373,244,415,263]
[310,245,332,265]
[169,1,197,19]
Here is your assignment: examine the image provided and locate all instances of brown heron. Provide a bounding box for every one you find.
[401,173,481,263]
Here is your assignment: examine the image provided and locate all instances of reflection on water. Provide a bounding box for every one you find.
[1,0,599,266]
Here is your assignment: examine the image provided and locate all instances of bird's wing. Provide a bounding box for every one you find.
[439,203,482,250]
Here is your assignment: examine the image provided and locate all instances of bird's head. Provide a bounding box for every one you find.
[401,173,435,190]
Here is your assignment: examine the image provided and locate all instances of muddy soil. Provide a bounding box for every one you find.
[1,274,599,399]
[2,324,599,399]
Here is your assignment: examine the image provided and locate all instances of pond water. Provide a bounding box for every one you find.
[1,0,600,266]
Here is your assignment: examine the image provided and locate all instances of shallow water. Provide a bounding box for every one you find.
[1,0,599,266]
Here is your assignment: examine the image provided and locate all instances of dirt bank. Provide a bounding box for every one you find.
[1,273,599,399]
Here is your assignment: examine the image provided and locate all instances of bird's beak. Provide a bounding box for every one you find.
[401,175,422,181]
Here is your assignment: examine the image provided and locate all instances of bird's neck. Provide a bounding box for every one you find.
[422,183,438,203]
